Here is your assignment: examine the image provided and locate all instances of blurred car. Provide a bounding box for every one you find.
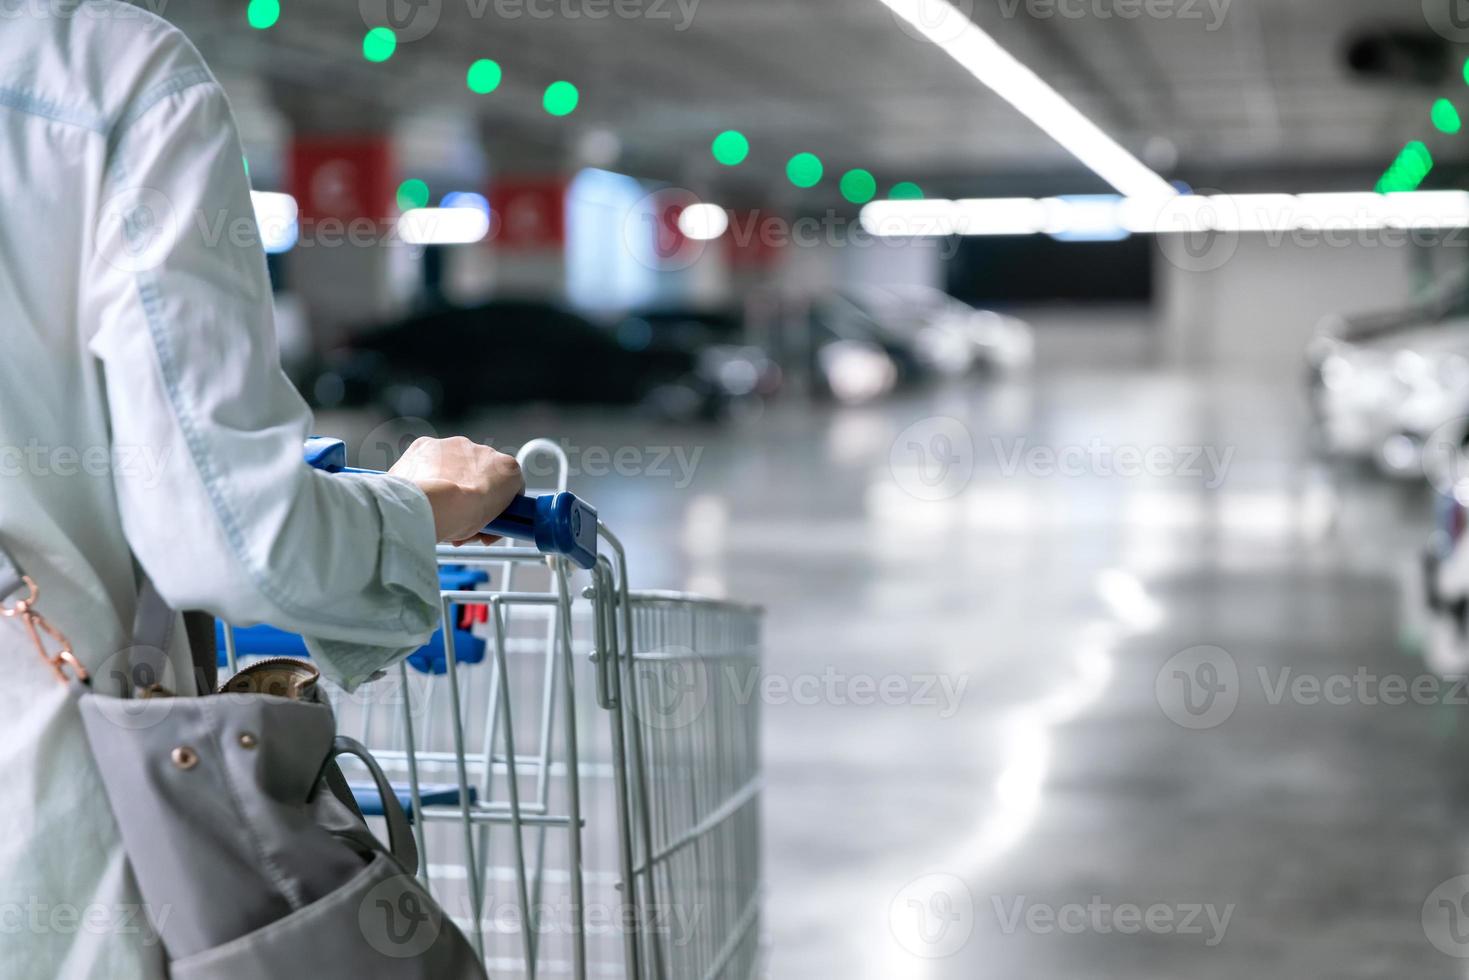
[848,285,1035,373]
[611,308,782,399]
[805,293,929,403]
[1308,275,1469,477]
[309,298,747,421]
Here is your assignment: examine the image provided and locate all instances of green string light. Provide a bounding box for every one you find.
[467,59,502,94]
[839,169,877,204]
[363,27,396,63]
[888,181,924,200]
[1433,98,1462,135]
[786,152,823,188]
[711,130,749,166]
[397,178,430,211]
[543,81,579,116]
[1376,141,1433,193]
[247,0,280,29]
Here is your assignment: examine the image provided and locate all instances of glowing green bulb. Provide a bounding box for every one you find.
[786,152,822,188]
[1433,99,1462,134]
[543,81,579,116]
[839,169,877,204]
[247,0,280,30]
[711,130,749,166]
[889,181,924,200]
[467,59,502,94]
[363,27,396,63]
[397,179,430,211]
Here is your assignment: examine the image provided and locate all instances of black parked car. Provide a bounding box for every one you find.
[308,298,737,421]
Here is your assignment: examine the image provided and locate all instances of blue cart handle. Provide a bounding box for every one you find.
[303,437,598,570]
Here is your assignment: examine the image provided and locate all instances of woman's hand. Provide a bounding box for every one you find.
[388,436,525,545]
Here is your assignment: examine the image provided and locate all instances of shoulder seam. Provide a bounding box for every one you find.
[109,67,219,147]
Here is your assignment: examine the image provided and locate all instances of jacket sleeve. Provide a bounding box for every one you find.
[85,71,440,689]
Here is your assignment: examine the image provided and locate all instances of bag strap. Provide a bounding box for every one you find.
[127,578,177,693]
[327,736,420,876]
[126,576,218,696]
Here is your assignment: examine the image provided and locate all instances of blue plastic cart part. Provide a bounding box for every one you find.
[303,437,600,570]
[348,781,476,820]
[215,621,487,675]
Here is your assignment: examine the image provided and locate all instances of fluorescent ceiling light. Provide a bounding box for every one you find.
[398,207,492,245]
[952,198,1045,235]
[863,191,1469,237]
[874,0,1175,200]
[250,191,299,254]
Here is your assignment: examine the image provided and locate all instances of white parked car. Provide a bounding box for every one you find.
[845,285,1035,375]
[1309,277,1469,478]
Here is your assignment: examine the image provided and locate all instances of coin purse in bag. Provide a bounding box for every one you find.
[0,545,486,979]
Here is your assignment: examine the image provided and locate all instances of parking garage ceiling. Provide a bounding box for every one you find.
[159,0,1465,198]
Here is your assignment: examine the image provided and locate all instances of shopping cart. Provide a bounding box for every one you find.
[218,438,764,979]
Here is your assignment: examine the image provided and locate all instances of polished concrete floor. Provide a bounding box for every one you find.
[330,316,1469,978]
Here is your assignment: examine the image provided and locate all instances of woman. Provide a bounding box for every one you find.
[0,4,522,975]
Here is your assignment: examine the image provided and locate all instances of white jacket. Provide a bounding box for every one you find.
[0,5,441,976]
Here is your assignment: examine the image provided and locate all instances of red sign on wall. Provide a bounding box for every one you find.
[288,136,395,224]
[489,178,566,250]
